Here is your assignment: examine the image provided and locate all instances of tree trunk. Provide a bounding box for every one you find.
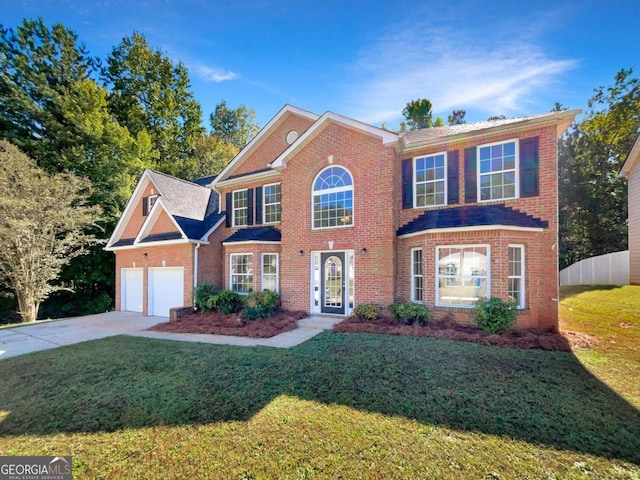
[16,292,38,322]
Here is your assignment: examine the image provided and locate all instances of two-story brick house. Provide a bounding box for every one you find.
[106,104,579,330]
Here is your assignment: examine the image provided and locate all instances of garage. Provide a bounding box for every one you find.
[121,268,143,313]
[148,267,185,317]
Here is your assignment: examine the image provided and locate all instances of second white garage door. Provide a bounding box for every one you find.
[148,267,184,317]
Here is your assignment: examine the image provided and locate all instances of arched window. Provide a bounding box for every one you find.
[312,166,353,229]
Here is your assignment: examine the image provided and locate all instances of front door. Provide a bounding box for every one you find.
[321,252,345,314]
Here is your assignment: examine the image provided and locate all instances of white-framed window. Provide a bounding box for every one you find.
[478,139,518,202]
[261,253,278,292]
[263,183,281,224]
[312,166,354,229]
[230,253,253,294]
[414,152,446,208]
[508,245,525,309]
[411,248,423,303]
[436,245,490,307]
[232,189,248,227]
[148,195,158,210]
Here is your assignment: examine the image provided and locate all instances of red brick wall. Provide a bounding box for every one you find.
[114,243,195,315]
[148,209,180,235]
[397,229,557,330]
[278,123,397,312]
[197,222,227,290]
[121,181,159,239]
[231,114,316,176]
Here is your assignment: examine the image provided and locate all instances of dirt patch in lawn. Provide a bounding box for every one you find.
[334,316,599,352]
[149,310,308,338]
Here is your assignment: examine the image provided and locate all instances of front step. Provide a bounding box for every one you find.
[297,316,343,330]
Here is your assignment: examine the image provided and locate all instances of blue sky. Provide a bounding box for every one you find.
[2,0,639,129]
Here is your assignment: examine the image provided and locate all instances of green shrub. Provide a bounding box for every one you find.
[206,289,244,314]
[471,297,517,333]
[194,283,216,311]
[242,290,280,320]
[388,302,431,326]
[353,303,380,321]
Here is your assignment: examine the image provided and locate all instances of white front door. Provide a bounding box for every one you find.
[121,268,143,313]
[148,267,184,317]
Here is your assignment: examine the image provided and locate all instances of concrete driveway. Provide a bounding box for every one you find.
[0,312,164,360]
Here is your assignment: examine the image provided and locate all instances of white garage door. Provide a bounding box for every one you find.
[121,268,143,313]
[148,267,184,317]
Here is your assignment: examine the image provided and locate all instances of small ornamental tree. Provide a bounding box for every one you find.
[0,141,101,322]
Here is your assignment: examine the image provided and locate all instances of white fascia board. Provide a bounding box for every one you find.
[107,170,160,248]
[221,240,282,246]
[105,238,208,252]
[400,109,582,153]
[397,224,545,239]
[270,112,399,169]
[200,216,225,242]
[620,132,640,178]
[214,169,281,189]
[134,198,187,244]
[212,104,319,185]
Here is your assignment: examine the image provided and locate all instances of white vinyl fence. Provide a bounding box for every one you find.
[560,250,630,286]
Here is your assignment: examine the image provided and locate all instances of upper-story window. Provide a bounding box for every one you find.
[312,166,353,229]
[232,189,248,227]
[263,183,281,224]
[313,167,353,228]
[478,140,518,202]
[414,152,446,208]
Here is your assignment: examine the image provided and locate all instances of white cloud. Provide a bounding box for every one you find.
[345,12,577,124]
[191,64,239,83]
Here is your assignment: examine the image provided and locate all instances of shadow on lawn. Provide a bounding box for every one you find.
[0,332,638,465]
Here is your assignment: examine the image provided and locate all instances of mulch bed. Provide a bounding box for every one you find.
[149,310,308,338]
[334,316,599,352]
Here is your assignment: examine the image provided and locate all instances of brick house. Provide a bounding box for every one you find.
[620,133,640,284]
[106,104,579,329]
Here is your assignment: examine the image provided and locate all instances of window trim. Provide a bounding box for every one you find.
[311,165,355,231]
[261,253,279,292]
[262,182,282,225]
[230,252,253,295]
[413,151,447,209]
[435,244,491,308]
[477,138,519,203]
[508,244,525,309]
[232,188,249,227]
[410,247,423,303]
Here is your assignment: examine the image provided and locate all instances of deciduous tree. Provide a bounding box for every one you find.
[209,100,260,149]
[0,141,101,322]
[402,99,433,130]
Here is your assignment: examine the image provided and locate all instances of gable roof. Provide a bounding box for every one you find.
[620,132,640,178]
[106,169,224,249]
[399,109,581,151]
[212,105,319,184]
[397,205,548,237]
[270,111,398,169]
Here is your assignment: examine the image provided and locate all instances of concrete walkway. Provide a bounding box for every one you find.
[0,312,342,360]
[128,315,342,348]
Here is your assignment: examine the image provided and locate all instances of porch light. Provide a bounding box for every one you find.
[361,248,367,255]
[299,250,304,256]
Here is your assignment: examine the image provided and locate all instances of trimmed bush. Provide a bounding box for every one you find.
[353,303,380,321]
[472,297,517,333]
[388,302,431,326]
[206,289,244,315]
[242,290,280,320]
[194,283,216,311]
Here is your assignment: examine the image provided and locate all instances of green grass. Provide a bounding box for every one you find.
[0,286,639,479]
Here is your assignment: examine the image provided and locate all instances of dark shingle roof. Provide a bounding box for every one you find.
[223,226,281,243]
[111,238,136,247]
[397,205,548,237]
[193,174,217,186]
[139,232,183,243]
[227,167,272,180]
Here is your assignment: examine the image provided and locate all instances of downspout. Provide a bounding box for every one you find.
[194,243,200,307]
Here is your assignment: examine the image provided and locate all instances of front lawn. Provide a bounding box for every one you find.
[0,285,638,479]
